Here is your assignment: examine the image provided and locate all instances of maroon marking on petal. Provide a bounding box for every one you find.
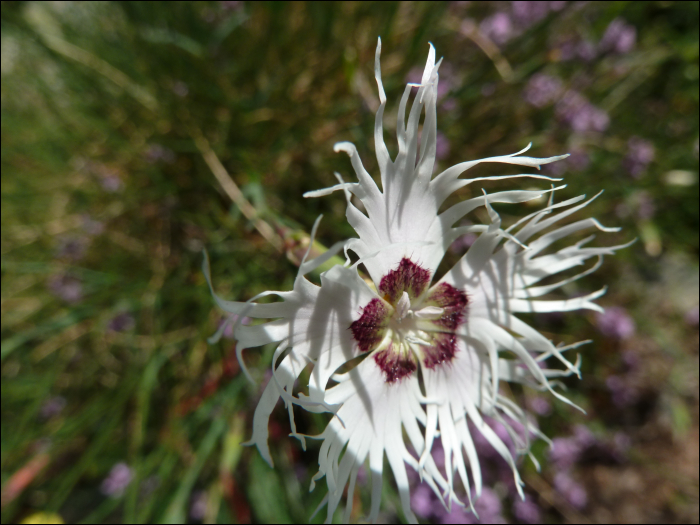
[379,258,431,304]
[423,333,459,369]
[374,346,417,383]
[350,298,390,353]
[427,282,468,331]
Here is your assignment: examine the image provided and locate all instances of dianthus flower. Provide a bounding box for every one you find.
[205,38,628,523]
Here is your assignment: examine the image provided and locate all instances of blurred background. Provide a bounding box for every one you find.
[1,1,698,523]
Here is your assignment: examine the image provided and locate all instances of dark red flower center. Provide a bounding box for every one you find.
[349,258,468,383]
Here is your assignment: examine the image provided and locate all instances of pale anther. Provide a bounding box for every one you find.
[406,335,431,346]
[414,306,445,319]
[396,291,411,320]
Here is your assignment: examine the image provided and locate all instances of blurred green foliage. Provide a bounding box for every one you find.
[1,2,698,523]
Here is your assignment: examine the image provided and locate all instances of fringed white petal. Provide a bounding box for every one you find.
[306,42,568,290]
[207,38,629,524]
[312,357,440,523]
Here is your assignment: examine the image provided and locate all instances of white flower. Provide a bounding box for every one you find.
[205,38,630,523]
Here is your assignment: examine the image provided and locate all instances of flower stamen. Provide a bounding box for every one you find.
[396,291,411,321]
[350,257,468,382]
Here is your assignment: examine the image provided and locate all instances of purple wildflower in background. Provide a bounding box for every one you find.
[102,174,123,192]
[512,1,549,26]
[480,12,515,45]
[82,161,122,191]
[409,421,521,522]
[108,312,136,332]
[512,1,555,27]
[219,313,250,339]
[553,471,587,509]
[611,432,631,461]
[436,63,456,100]
[48,274,83,304]
[544,148,590,176]
[567,149,590,171]
[93,164,124,192]
[190,490,208,521]
[407,64,455,102]
[606,375,639,408]
[428,487,505,524]
[438,506,471,524]
[449,220,477,254]
[449,232,478,254]
[513,498,542,524]
[413,129,450,165]
[55,236,88,262]
[576,40,597,61]
[596,306,635,340]
[470,416,525,462]
[469,487,504,523]
[623,136,655,178]
[527,396,552,416]
[543,161,566,177]
[548,1,567,12]
[686,306,699,327]
[40,396,66,420]
[558,38,597,62]
[101,462,134,498]
[556,91,609,133]
[440,97,458,112]
[606,351,641,408]
[523,73,563,108]
[81,215,105,236]
[549,437,582,471]
[410,483,435,518]
[600,18,637,54]
[549,425,594,470]
[406,66,428,88]
[622,349,639,370]
[435,131,451,161]
[556,39,579,61]
[355,464,368,486]
[572,424,595,449]
[144,144,176,164]
[636,191,655,220]
[616,194,655,220]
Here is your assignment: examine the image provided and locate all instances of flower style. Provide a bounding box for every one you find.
[205,38,629,523]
